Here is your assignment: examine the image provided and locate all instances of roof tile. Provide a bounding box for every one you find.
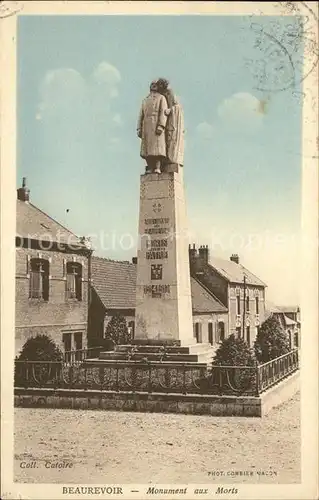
[209,256,266,287]
[16,199,85,247]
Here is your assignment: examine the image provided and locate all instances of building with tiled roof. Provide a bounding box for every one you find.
[208,255,266,287]
[88,256,228,348]
[15,178,268,353]
[189,245,267,346]
[91,257,137,311]
[15,178,92,356]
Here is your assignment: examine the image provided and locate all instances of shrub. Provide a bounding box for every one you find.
[213,334,256,367]
[15,335,63,387]
[17,334,63,361]
[254,315,291,363]
[104,315,132,349]
[202,334,257,395]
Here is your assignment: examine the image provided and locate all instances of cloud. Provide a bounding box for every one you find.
[217,92,264,133]
[194,92,264,142]
[36,68,86,121]
[195,122,214,140]
[36,62,121,121]
[92,62,121,98]
[92,62,121,85]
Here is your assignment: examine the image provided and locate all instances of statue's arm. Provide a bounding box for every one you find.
[157,95,168,131]
[137,105,144,138]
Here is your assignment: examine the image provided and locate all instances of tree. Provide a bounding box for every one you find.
[254,315,291,363]
[104,315,131,349]
[17,334,63,361]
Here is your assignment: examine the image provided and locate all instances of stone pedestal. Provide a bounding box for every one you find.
[134,170,194,346]
[99,343,214,364]
[89,169,214,371]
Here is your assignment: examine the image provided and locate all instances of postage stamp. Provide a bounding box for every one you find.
[1,1,318,500]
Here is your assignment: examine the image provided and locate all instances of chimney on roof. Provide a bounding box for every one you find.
[188,243,197,261]
[230,254,239,264]
[132,257,137,265]
[198,244,209,264]
[17,177,30,202]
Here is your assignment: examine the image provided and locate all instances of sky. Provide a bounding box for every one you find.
[17,15,303,306]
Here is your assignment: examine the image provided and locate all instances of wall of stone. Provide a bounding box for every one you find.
[15,246,90,355]
[261,371,300,416]
[14,388,261,416]
[14,372,300,417]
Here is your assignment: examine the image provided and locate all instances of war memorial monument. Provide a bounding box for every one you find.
[94,78,213,366]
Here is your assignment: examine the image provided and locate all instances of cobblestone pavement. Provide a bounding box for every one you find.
[14,393,300,484]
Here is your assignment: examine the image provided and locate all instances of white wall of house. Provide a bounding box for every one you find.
[228,284,265,346]
[192,312,229,346]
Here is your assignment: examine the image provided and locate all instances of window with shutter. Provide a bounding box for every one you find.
[255,296,259,314]
[194,322,202,343]
[29,258,49,300]
[236,295,241,315]
[218,321,225,342]
[66,262,82,300]
[208,323,213,345]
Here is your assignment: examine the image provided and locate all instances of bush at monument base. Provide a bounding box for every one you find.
[15,334,63,386]
[254,315,291,363]
[213,334,256,367]
[104,314,132,349]
[17,334,63,362]
[199,335,257,395]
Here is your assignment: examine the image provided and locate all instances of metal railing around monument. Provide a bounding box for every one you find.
[14,349,299,396]
[256,348,299,393]
[63,346,104,365]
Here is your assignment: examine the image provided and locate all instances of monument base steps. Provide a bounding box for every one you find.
[87,342,214,366]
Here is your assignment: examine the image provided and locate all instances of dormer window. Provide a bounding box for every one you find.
[66,262,82,300]
[29,258,49,300]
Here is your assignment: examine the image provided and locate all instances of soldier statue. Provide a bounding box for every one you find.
[137,78,185,174]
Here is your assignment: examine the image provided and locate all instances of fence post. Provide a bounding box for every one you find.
[255,361,260,396]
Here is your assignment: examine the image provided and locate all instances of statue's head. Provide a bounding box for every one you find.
[149,80,158,92]
[156,78,170,94]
